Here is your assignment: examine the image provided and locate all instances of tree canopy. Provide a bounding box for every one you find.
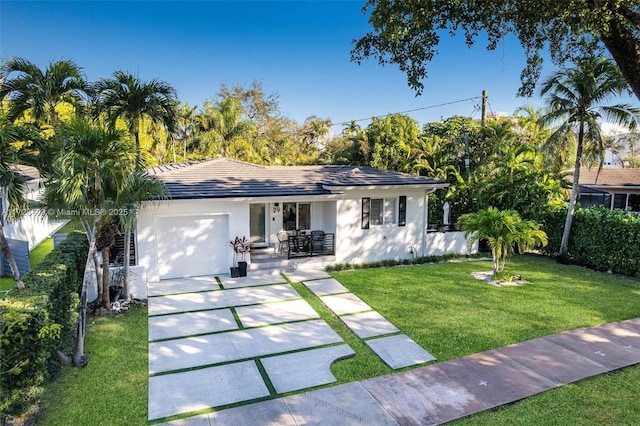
[351,1,640,100]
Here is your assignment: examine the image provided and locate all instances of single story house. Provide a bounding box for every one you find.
[135,158,477,290]
[1,165,68,276]
[578,168,640,211]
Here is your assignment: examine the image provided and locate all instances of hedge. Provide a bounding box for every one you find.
[0,231,88,420]
[541,207,640,276]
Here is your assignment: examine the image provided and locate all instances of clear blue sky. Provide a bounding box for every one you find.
[0,1,623,132]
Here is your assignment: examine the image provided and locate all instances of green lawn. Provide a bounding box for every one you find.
[0,221,80,292]
[37,304,148,426]
[36,254,640,425]
[332,255,640,424]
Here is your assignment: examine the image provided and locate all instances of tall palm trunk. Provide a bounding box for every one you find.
[559,122,585,261]
[0,225,24,289]
[102,246,111,307]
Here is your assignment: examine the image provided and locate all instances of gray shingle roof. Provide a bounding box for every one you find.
[149,158,446,199]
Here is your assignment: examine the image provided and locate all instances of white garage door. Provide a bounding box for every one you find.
[156,215,229,279]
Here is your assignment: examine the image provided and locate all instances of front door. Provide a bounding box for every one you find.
[250,203,267,247]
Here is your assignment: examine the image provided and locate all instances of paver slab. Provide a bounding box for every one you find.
[148,361,269,420]
[365,334,436,369]
[219,273,286,289]
[283,382,399,426]
[262,344,355,393]
[236,299,319,327]
[283,270,331,283]
[546,328,640,370]
[148,276,220,297]
[209,399,296,425]
[319,293,372,315]
[497,337,608,383]
[149,319,343,374]
[149,309,237,341]
[156,413,211,426]
[363,366,486,425]
[590,322,640,349]
[148,284,300,316]
[303,278,349,296]
[432,350,558,408]
[340,311,400,339]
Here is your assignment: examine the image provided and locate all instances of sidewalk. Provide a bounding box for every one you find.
[159,317,640,425]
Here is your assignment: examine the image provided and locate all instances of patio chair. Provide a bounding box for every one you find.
[277,231,289,253]
[310,230,325,254]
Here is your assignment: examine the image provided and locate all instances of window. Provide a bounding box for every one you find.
[398,196,406,227]
[283,202,311,231]
[365,197,396,226]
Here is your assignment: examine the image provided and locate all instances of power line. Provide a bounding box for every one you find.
[333,97,481,127]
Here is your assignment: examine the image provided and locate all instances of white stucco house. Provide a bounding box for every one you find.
[135,158,476,294]
[0,165,68,275]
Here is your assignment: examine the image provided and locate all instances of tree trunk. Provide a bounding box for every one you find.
[123,226,131,300]
[600,11,640,102]
[93,248,103,301]
[0,225,24,289]
[102,247,111,308]
[74,227,96,368]
[559,123,585,261]
[491,247,499,275]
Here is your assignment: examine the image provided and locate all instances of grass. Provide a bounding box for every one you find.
[36,254,640,425]
[333,254,640,363]
[331,254,640,425]
[37,304,148,426]
[0,221,80,292]
[454,365,640,425]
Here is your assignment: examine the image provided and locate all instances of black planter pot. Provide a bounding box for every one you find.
[230,267,240,278]
[238,261,248,277]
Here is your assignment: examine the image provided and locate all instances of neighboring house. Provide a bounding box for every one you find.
[136,158,477,286]
[0,165,68,275]
[578,167,640,211]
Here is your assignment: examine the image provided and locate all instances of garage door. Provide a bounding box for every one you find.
[156,215,229,279]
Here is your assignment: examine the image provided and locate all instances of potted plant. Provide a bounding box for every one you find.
[230,236,251,277]
[229,237,241,278]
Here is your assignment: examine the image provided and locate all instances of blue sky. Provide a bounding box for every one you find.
[0,1,608,132]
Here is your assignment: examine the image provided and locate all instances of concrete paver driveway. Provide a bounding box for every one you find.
[147,274,354,421]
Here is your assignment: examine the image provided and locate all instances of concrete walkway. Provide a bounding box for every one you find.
[158,317,640,425]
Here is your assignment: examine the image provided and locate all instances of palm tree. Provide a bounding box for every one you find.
[458,208,548,275]
[46,118,135,307]
[93,71,178,164]
[0,115,30,289]
[0,57,87,127]
[113,170,166,300]
[173,102,198,162]
[540,57,640,261]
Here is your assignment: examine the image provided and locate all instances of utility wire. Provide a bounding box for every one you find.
[333,97,481,127]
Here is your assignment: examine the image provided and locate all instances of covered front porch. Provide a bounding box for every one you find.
[248,245,336,272]
[249,199,337,253]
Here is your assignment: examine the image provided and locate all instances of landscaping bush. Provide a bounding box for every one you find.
[541,207,640,276]
[0,231,88,420]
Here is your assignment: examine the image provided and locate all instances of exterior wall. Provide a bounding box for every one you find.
[3,211,68,249]
[86,265,147,303]
[2,182,68,249]
[267,200,337,246]
[425,231,478,256]
[137,199,250,282]
[334,189,427,264]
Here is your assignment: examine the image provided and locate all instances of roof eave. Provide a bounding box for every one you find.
[322,183,450,191]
